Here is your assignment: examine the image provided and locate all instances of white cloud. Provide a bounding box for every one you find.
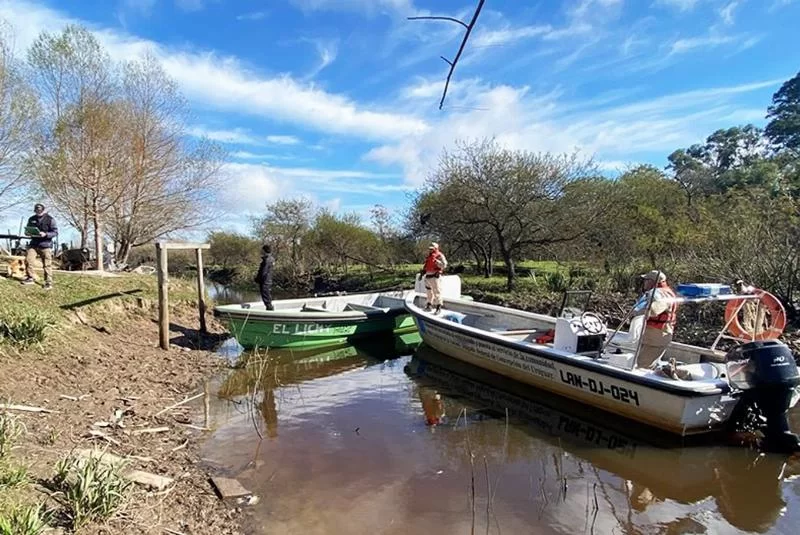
[220,163,286,213]
[668,34,737,54]
[654,0,701,11]
[266,135,301,145]
[187,126,260,145]
[472,25,553,48]
[303,39,338,80]
[368,78,784,185]
[0,0,429,142]
[218,162,408,221]
[289,0,416,15]
[719,1,740,24]
[236,11,268,21]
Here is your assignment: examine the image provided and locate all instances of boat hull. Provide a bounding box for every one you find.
[220,310,416,350]
[408,301,740,437]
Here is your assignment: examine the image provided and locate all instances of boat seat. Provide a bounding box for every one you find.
[675,362,721,381]
[343,303,388,313]
[301,304,331,313]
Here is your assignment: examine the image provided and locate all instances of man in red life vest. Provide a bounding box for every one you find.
[633,270,678,368]
[418,242,447,313]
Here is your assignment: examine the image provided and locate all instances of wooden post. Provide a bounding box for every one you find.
[156,242,169,350]
[196,247,207,334]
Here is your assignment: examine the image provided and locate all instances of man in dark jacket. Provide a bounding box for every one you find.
[254,243,275,310]
[22,203,58,290]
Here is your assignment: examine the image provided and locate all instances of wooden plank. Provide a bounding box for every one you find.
[156,242,169,350]
[130,426,170,436]
[210,477,252,500]
[0,404,58,414]
[196,248,207,334]
[158,242,211,250]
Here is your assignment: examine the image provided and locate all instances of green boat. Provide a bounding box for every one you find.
[212,275,462,350]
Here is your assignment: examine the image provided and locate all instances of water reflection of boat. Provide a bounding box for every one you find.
[218,332,422,399]
[405,345,800,533]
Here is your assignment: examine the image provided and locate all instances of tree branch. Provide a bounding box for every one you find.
[408,0,486,110]
[407,16,469,29]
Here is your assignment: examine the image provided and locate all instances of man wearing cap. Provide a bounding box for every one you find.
[418,242,447,313]
[632,270,678,368]
[21,203,58,290]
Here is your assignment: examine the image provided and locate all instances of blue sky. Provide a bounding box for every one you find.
[0,0,798,242]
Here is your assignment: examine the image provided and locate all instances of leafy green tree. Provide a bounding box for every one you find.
[305,210,381,274]
[765,71,800,152]
[208,231,260,268]
[252,198,313,275]
[415,139,603,290]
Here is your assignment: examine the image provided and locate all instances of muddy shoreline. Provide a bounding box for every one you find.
[0,299,245,534]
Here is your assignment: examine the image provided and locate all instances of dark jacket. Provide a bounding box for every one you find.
[27,213,58,249]
[254,253,274,286]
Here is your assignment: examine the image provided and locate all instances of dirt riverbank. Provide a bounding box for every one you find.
[0,273,244,534]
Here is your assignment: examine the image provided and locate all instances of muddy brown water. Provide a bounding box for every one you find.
[202,338,800,535]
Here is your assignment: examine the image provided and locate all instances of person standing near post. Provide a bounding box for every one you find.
[21,203,58,290]
[418,242,447,314]
[254,242,275,310]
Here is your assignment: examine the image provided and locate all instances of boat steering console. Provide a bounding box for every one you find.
[554,311,608,355]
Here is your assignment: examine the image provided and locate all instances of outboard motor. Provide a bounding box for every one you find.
[726,341,800,452]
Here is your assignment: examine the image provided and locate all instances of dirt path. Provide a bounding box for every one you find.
[0,304,244,533]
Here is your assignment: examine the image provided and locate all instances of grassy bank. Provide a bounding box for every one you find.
[0,272,201,348]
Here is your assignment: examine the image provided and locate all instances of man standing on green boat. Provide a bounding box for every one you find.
[255,242,275,310]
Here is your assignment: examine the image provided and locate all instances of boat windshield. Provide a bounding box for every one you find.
[558,290,592,319]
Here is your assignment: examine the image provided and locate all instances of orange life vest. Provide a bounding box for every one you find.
[646,283,678,330]
[423,251,445,274]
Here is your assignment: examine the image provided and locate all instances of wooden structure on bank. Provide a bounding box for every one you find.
[155,241,210,350]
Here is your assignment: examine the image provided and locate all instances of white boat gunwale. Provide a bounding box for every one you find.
[404,294,733,398]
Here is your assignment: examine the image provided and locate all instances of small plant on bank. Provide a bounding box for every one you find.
[0,462,28,488]
[52,452,132,530]
[0,503,51,535]
[0,413,25,458]
[0,308,55,347]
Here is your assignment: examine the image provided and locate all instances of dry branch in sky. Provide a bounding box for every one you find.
[408,0,486,110]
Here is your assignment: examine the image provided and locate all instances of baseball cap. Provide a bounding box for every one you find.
[640,270,666,282]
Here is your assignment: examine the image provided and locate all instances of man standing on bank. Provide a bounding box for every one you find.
[21,203,58,290]
[254,242,275,310]
[418,242,447,314]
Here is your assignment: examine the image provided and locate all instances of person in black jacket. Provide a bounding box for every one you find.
[254,243,275,310]
[22,203,58,289]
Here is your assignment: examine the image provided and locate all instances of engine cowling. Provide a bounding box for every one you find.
[725,341,800,452]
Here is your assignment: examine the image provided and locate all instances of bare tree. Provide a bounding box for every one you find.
[108,54,224,264]
[27,25,117,265]
[0,24,39,210]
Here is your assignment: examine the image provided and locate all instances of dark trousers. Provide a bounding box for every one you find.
[260,283,274,310]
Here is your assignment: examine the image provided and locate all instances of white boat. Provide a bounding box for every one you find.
[404,284,800,450]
